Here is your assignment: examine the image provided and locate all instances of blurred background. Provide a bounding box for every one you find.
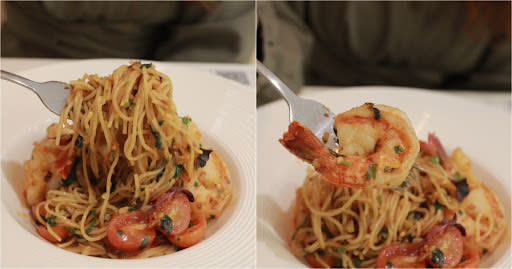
[1,1,255,63]
[257,1,511,105]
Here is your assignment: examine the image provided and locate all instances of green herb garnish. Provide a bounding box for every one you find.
[377,195,382,204]
[122,101,135,109]
[385,261,393,268]
[292,213,310,240]
[400,181,408,188]
[181,116,192,125]
[380,227,389,239]
[365,164,377,180]
[384,166,395,173]
[354,259,363,267]
[140,63,152,69]
[150,126,162,149]
[394,145,404,154]
[340,160,352,166]
[128,207,137,212]
[407,234,414,242]
[86,210,97,235]
[116,229,124,236]
[61,157,81,186]
[337,247,345,253]
[139,235,149,250]
[174,163,184,179]
[46,215,57,226]
[429,156,440,164]
[433,200,444,212]
[160,215,173,234]
[431,248,445,267]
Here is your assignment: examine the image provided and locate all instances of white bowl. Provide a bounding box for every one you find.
[1,59,256,268]
[257,87,511,268]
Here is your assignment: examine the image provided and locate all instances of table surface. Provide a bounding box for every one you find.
[2,57,510,111]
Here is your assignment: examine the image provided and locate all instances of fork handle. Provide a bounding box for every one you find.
[1,70,40,92]
[256,61,299,104]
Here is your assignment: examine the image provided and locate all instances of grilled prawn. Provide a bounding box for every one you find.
[24,124,76,206]
[280,103,419,188]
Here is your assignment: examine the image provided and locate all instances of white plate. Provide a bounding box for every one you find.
[1,59,256,268]
[257,87,511,268]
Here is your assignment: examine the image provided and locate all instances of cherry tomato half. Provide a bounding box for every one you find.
[169,212,207,248]
[422,225,463,268]
[107,210,156,252]
[455,247,480,268]
[37,225,69,243]
[304,253,336,268]
[376,243,426,268]
[151,191,191,236]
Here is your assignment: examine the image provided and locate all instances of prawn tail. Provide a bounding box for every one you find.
[279,121,330,163]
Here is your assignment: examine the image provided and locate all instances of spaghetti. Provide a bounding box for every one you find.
[285,105,507,268]
[24,62,232,258]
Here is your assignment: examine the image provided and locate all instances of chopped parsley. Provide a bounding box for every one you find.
[66,227,82,238]
[122,101,135,109]
[61,157,81,186]
[458,209,463,215]
[431,248,445,267]
[433,200,444,212]
[380,227,389,239]
[128,207,137,212]
[394,145,404,154]
[181,116,192,125]
[174,163,184,179]
[337,247,345,253]
[139,235,149,250]
[194,181,199,187]
[453,172,463,180]
[384,166,395,173]
[86,210,97,235]
[429,156,440,164]
[140,63,152,69]
[292,213,310,240]
[354,259,363,267]
[340,160,352,166]
[46,215,57,226]
[75,135,83,149]
[385,261,393,268]
[377,195,382,204]
[160,215,173,234]
[400,181,408,188]
[365,164,377,180]
[150,126,162,149]
[116,229,124,236]
[316,249,325,256]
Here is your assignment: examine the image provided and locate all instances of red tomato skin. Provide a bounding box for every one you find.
[152,192,191,236]
[376,243,426,268]
[304,253,336,268]
[37,225,69,243]
[422,225,464,268]
[168,212,207,248]
[107,210,156,252]
[455,247,480,268]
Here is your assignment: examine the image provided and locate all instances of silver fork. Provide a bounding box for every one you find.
[1,70,70,115]
[257,61,337,149]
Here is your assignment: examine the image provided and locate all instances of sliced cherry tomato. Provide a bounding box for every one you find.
[304,253,336,268]
[37,225,69,243]
[151,191,191,236]
[32,204,47,219]
[107,210,156,252]
[422,225,463,268]
[377,243,426,268]
[169,212,206,248]
[455,247,480,268]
